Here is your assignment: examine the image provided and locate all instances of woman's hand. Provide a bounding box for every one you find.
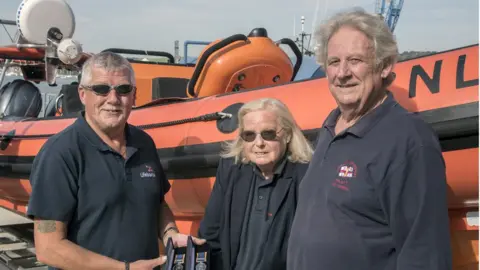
[164,231,206,247]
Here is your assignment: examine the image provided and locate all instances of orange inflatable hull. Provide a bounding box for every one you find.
[0,44,478,268]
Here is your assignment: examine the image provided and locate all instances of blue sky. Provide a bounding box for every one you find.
[0,0,478,58]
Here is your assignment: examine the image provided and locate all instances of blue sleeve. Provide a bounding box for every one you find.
[27,145,78,222]
[379,145,452,269]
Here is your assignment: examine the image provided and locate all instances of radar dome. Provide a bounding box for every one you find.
[16,0,76,44]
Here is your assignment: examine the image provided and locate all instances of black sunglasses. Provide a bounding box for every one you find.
[81,84,135,96]
[240,129,281,142]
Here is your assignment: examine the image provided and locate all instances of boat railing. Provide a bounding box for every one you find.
[101,48,176,64]
[183,40,211,64]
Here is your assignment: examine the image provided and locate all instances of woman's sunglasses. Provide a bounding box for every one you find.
[81,84,135,96]
[240,129,281,142]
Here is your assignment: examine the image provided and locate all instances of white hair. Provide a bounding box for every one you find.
[314,7,399,86]
[79,51,136,86]
[221,98,313,164]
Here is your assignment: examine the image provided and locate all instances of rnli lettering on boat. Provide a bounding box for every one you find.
[408,48,479,98]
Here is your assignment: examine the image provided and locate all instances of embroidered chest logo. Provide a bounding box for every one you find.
[332,161,357,191]
[140,165,156,178]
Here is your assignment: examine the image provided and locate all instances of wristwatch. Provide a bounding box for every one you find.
[125,261,130,270]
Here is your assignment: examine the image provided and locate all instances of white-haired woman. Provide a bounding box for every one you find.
[198,98,313,270]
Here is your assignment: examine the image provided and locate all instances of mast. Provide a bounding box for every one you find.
[294,16,314,56]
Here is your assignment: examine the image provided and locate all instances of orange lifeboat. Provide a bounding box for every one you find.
[0,42,477,268]
[0,0,477,268]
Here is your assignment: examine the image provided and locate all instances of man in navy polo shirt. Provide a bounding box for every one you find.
[287,8,452,270]
[27,51,205,270]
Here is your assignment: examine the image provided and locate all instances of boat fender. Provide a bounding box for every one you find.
[216,102,244,134]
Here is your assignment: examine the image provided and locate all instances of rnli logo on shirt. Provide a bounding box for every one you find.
[332,161,357,191]
[140,165,156,178]
[337,162,357,178]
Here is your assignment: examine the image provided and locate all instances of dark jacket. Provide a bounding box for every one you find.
[198,157,309,270]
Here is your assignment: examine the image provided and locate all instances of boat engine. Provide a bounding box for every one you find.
[0,79,42,120]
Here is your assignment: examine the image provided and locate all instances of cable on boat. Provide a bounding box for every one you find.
[0,112,232,143]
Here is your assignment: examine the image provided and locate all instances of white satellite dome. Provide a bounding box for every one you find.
[57,38,83,64]
[16,0,76,44]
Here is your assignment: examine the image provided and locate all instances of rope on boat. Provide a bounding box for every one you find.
[0,112,233,142]
[136,112,232,129]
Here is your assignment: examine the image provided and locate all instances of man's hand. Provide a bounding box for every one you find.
[130,256,166,270]
[159,202,206,248]
[166,232,206,248]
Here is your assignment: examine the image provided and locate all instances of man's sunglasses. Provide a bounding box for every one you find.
[240,129,281,142]
[81,84,135,96]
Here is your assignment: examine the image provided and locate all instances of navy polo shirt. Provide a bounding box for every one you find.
[287,91,452,270]
[27,112,171,268]
[235,157,287,270]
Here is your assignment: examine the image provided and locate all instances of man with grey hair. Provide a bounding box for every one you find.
[27,51,205,270]
[287,8,452,270]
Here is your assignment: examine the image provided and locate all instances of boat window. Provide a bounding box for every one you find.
[152,77,190,99]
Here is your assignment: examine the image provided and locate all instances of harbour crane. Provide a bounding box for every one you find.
[375,0,404,32]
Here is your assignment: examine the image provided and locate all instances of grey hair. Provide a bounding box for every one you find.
[314,8,398,85]
[79,51,136,86]
[221,98,313,164]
